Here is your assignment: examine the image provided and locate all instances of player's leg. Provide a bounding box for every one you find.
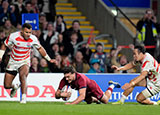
[136,91,157,105]
[113,78,146,104]
[84,92,96,104]
[85,96,100,104]
[18,64,29,103]
[100,81,121,104]
[136,80,160,105]
[4,72,16,89]
[85,96,93,104]
[4,71,20,97]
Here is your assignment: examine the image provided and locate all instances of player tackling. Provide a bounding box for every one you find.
[0,23,57,104]
[55,66,121,104]
[112,45,160,105]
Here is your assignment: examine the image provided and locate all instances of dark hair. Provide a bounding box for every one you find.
[25,1,31,5]
[70,31,77,36]
[134,45,146,54]
[96,42,103,47]
[22,23,32,29]
[72,20,80,25]
[57,15,64,19]
[62,66,76,74]
[0,28,4,33]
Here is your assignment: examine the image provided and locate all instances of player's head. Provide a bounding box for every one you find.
[21,23,32,40]
[63,66,76,83]
[133,45,146,61]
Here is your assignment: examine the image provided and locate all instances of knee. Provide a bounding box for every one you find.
[100,95,108,104]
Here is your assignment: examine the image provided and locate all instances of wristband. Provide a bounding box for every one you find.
[44,54,51,61]
[131,81,135,86]
[0,50,5,59]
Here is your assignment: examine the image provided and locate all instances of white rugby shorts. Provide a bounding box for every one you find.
[142,78,160,98]
[6,58,30,71]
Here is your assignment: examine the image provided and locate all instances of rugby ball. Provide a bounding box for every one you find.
[61,85,72,101]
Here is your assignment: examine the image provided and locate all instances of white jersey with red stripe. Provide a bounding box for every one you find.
[141,53,160,86]
[4,31,41,62]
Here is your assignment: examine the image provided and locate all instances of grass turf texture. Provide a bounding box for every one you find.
[0,102,160,115]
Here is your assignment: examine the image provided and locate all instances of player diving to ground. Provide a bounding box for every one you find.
[55,66,121,104]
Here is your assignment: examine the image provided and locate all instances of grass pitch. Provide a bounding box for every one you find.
[0,101,160,115]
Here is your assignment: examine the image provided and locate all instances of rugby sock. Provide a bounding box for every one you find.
[107,84,114,94]
[22,94,26,100]
[120,94,127,103]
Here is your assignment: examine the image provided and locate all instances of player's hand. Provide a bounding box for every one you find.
[67,92,71,98]
[122,83,131,90]
[50,59,58,65]
[60,92,71,98]
[111,65,120,71]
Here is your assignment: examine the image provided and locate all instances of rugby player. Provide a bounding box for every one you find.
[0,23,57,103]
[55,66,121,104]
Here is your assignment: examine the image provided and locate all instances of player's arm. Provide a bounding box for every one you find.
[55,89,71,99]
[55,89,61,99]
[112,61,135,71]
[122,71,148,90]
[37,46,57,64]
[66,88,86,105]
[0,44,7,61]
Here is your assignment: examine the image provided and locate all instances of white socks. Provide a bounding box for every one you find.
[20,94,26,104]
[120,94,127,103]
[22,94,26,99]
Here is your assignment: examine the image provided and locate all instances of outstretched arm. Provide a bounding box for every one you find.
[65,88,86,105]
[37,46,57,64]
[122,71,148,90]
[112,61,135,71]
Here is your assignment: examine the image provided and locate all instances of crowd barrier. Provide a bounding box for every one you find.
[0,73,160,102]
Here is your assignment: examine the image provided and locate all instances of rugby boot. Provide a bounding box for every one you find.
[10,84,20,98]
[108,80,121,88]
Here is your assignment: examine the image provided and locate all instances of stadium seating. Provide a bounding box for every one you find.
[56,0,113,53]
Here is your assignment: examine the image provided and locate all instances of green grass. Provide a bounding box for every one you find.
[0,101,160,115]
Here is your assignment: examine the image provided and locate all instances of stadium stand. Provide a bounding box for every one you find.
[56,0,113,53]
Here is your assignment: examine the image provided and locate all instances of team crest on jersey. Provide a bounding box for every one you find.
[27,43,31,47]
[17,43,20,45]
